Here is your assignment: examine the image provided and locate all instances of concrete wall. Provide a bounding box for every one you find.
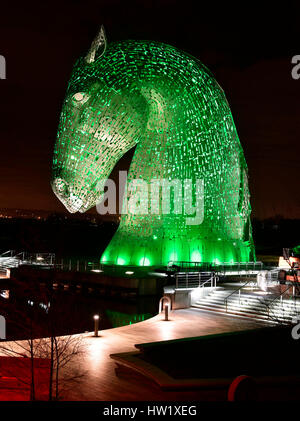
[163,287,217,309]
[173,290,191,309]
[10,265,164,296]
[190,286,215,305]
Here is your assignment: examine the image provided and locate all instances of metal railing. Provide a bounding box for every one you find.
[169,260,263,275]
[215,261,263,277]
[224,279,256,312]
[53,259,102,272]
[223,279,300,323]
[0,251,101,273]
[175,271,217,289]
[199,274,218,290]
[169,261,212,272]
[262,285,298,322]
[0,250,26,270]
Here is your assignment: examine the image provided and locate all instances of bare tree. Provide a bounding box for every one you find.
[0,286,46,400]
[0,277,87,400]
[0,334,46,400]
[38,333,86,400]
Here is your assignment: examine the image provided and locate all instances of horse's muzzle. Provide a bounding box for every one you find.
[51,177,83,213]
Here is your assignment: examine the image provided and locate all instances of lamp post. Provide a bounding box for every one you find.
[164,303,169,321]
[93,314,99,337]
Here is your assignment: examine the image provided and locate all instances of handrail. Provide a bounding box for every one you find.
[0,250,14,257]
[170,260,262,273]
[0,251,57,270]
[264,285,297,322]
[251,283,299,324]
[267,285,293,307]
[224,279,255,312]
[199,274,218,289]
[200,277,213,288]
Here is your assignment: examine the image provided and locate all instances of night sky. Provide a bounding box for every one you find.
[0,0,300,219]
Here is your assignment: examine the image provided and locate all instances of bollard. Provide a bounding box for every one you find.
[164,304,169,321]
[94,315,99,337]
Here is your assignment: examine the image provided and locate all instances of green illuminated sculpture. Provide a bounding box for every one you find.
[51,26,255,267]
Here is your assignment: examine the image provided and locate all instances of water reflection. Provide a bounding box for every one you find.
[106,310,153,328]
[0,285,157,341]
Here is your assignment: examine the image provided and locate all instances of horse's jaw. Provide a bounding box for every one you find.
[51,144,130,214]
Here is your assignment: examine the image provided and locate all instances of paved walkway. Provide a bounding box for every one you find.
[60,308,267,401]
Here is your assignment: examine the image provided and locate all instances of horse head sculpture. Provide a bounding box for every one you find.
[51,26,255,267]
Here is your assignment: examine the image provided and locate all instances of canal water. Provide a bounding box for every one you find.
[0,284,158,341]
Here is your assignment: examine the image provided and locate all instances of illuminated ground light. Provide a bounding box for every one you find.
[169,253,178,263]
[125,271,134,275]
[191,250,201,263]
[139,257,151,266]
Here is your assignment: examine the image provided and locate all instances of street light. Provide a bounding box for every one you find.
[93,314,99,337]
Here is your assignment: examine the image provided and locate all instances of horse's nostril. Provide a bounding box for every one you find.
[54,178,69,197]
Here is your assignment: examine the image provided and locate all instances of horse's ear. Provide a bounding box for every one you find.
[85,25,107,63]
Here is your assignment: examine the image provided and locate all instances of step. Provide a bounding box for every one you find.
[195,302,268,314]
[193,301,270,318]
[229,300,300,312]
[195,296,300,314]
[193,300,298,322]
[192,303,294,324]
[192,303,271,321]
[196,296,268,307]
[207,292,300,308]
[194,299,264,313]
[193,298,299,321]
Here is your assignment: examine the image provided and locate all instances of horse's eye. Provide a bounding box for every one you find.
[73,92,84,101]
[72,92,89,104]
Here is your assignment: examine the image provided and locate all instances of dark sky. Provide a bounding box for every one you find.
[0,0,300,219]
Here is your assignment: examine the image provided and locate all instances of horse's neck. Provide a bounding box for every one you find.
[128,97,173,180]
[128,91,200,184]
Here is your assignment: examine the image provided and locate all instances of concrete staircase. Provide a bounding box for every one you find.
[0,255,20,277]
[192,286,300,324]
[0,256,20,270]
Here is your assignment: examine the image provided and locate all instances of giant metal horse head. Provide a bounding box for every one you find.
[51,27,255,267]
